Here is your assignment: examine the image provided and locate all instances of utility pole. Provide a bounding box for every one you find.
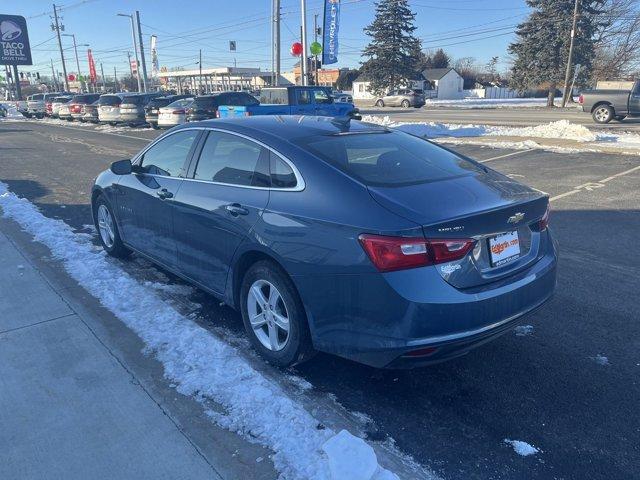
[135,11,148,92]
[127,51,133,79]
[62,34,83,92]
[100,62,105,91]
[118,13,142,92]
[199,49,203,94]
[271,0,281,86]
[52,4,69,91]
[313,13,319,86]
[300,0,309,86]
[561,0,580,108]
[113,66,118,91]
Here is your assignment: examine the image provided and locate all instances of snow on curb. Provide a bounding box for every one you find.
[503,439,540,457]
[0,182,398,480]
[361,115,640,153]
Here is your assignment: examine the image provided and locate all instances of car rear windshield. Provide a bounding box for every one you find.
[99,95,122,106]
[148,97,177,108]
[121,95,147,106]
[294,131,483,187]
[71,94,99,103]
[31,94,44,101]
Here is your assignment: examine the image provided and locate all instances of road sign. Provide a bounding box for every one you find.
[0,14,32,65]
[229,41,236,51]
[68,73,76,81]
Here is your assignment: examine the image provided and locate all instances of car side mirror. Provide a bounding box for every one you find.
[110,159,132,175]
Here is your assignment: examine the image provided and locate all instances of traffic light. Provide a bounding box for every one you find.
[19,72,24,79]
[36,72,41,80]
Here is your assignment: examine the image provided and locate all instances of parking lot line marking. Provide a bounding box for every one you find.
[550,164,640,202]
[479,149,535,163]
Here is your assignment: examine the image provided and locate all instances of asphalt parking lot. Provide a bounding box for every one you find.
[0,119,638,480]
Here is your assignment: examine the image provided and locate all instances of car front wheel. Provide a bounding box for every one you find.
[592,104,614,123]
[93,196,131,258]
[375,99,384,107]
[401,100,410,108]
[240,260,314,367]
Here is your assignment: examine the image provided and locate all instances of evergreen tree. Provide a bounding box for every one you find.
[508,0,605,106]
[361,0,421,95]
[430,49,451,69]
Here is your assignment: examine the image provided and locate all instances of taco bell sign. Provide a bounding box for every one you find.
[0,15,32,65]
[322,0,340,65]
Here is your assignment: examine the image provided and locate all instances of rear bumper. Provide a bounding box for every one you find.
[119,112,145,123]
[294,229,558,368]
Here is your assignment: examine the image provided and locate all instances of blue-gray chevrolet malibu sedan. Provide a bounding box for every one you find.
[91,116,557,368]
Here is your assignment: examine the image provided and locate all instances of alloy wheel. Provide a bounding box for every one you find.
[97,204,115,249]
[595,107,610,122]
[247,279,290,351]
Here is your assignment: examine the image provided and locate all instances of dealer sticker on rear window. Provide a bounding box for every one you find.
[489,231,520,266]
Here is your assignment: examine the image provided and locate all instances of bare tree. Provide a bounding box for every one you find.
[591,0,640,81]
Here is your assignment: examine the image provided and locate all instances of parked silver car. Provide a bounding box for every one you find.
[374,89,426,108]
[119,93,162,126]
[157,98,194,128]
[98,94,127,125]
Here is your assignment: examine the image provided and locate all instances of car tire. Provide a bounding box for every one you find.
[401,100,410,108]
[614,115,625,122]
[240,260,315,368]
[151,123,159,130]
[592,104,614,124]
[375,99,384,107]
[109,122,118,126]
[92,196,131,259]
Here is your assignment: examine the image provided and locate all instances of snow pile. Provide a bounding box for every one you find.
[361,115,640,153]
[504,439,540,457]
[424,97,550,109]
[0,182,398,480]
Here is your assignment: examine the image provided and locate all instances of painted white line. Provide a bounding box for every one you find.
[479,148,535,163]
[550,164,640,202]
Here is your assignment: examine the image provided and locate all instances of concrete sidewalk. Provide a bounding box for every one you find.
[0,221,276,480]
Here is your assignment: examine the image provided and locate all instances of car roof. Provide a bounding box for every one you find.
[176,115,387,139]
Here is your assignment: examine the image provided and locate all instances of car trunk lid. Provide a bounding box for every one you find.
[367,170,549,289]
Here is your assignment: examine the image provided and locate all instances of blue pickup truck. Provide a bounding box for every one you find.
[217,86,359,119]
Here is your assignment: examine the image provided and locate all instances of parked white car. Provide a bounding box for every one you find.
[98,93,127,125]
[157,98,194,128]
[28,93,63,118]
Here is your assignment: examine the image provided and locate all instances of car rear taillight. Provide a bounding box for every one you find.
[70,104,81,113]
[215,110,220,118]
[578,94,584,104]
[172,109,185,114]
[358,234,475,272]
[539,203,550,230]
[244,111,252,117]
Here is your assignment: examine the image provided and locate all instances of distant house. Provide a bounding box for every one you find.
[352,75,426,100]
[422,68,464,99]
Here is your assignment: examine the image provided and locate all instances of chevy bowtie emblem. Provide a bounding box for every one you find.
[507,212,525,224]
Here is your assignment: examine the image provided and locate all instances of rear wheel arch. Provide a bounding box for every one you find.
[591,101,613,114]
[231,250,289,310]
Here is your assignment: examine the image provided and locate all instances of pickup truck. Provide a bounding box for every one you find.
[578,80,640,123]
[217,86,359,119]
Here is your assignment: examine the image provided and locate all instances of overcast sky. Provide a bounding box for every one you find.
[14,0,530,78]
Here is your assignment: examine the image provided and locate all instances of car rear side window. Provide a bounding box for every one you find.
[99,95,121,106]
[193,131,269,187]
[270,152,297,189]
[259,89,288,104]
[295,131,483,187]
[140,130,198,177]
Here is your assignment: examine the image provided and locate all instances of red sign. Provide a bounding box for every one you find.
[68,73,76,81]
[130,59,138,77]
[290,42,303,57]
[87,49,97,83]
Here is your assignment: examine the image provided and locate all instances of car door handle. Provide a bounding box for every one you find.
[225,203,249,216]
[156,188,174,200]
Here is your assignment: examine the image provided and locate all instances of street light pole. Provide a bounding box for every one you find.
[300,0,309,86]
[199,49,203,95]
[117,13,142,92]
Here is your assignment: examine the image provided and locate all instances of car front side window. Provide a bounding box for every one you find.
[139,130,198,177]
